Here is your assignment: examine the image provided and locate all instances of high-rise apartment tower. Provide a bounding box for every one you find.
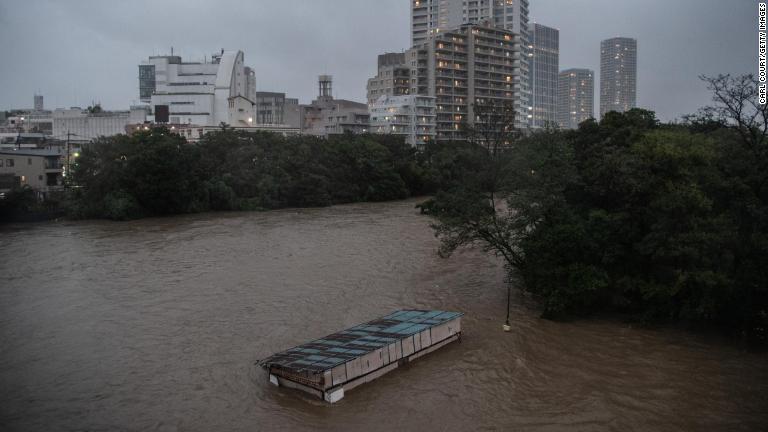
[557,68,594,129]
[599,37,637,117]
[530,23,559,128]
[406,23,521,141]
[410,0,530,129]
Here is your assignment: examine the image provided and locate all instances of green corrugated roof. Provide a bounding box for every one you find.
[259,309,462,373]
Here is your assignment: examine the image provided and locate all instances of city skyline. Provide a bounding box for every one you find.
[0,0,755,122]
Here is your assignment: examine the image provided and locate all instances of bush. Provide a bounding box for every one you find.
[102,190,144,221]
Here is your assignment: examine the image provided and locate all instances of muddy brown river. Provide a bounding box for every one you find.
[1,199,766,431]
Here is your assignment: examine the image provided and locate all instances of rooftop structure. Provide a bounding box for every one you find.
[260,309,463,403]
[367,53,411,105]
[301,75,370,136]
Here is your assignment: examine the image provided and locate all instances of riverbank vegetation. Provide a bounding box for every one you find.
[420,75,767,343]
[65,131,446,220]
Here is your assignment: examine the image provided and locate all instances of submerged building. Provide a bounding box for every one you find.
[260,310,463,403]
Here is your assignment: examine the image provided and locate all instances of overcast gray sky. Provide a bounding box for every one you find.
[0,0,756,121]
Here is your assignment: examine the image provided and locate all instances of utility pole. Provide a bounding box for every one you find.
[66,131,71,186]
[504,283,512,332]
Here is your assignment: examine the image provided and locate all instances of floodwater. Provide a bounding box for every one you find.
[1,199,766,431]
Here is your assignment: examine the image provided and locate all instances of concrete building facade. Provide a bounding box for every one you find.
[301,75,370,136]
[530,23,559,128]
[410,0,530,129]
[138,50,255,127]
[600,37,637,117]
[34,94,44,111]
[369,94,437,147]
[557,68,594,129]
[52,108,147,143]
[367,53,411,105]
[255,92,288,125]
[410,0,529,46]
[284,98,301,129]
[406,23,521,141]
[0,149,64,195]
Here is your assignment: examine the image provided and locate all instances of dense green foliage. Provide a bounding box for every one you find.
[422,93,768,341]
[66,129,445,220]
[0,186,64,222]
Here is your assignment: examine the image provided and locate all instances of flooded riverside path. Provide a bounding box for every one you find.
[1,199,766,431]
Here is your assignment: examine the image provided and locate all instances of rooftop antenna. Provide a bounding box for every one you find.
[171,46,174,56]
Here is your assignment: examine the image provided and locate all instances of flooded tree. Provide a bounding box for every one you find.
[422,79,768,344]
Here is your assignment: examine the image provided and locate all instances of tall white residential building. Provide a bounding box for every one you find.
[557,68,594,129]
[138,50,255,127]
[410,0,530,129]
[530,23,559,128]
[369,94,437,147]
[600,37,637,117]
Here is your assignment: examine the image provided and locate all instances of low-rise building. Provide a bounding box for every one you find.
[369,95,436,147]
[301,75,369,136]
[255,92,293,126]
[284,98,301,129]
[125,123,300,142]
[52,107,147,144]
[0,149,64,196]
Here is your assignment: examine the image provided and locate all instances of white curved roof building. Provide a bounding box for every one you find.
[139,50,256,127]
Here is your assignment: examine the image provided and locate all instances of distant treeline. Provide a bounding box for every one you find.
[62,129,466,220]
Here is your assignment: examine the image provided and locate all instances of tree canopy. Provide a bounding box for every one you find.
[421,75,768,343]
